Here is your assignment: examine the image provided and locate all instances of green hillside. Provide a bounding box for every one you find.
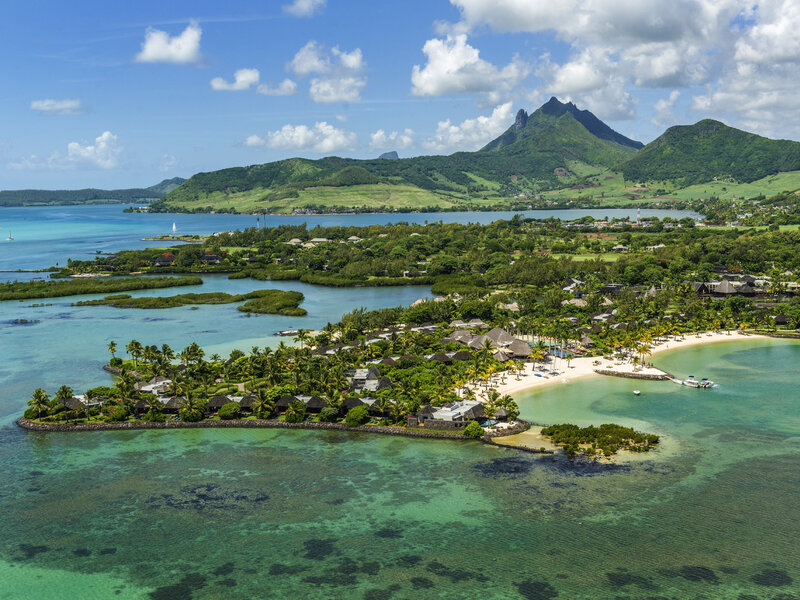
[155,98,643,213]
[617,119,800,186]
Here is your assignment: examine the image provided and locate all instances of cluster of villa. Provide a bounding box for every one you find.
[440,323,531,363]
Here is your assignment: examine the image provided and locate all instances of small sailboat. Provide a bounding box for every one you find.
[172,222,177,233]
[633,390,641,396]
[5,231,12,241]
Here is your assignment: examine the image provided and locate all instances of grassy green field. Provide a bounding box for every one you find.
[166,183,508,213]
[543,169,800,205]
[550,252,622,262]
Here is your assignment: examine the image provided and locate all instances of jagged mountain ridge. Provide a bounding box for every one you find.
[482,97,643,153]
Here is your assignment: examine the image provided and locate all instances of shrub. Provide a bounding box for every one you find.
[218,402,242,420]
[180,408,203,422]
[144,410,167,422]
[284,401,307,423]
[109,357,123,367]
[23,407,38,420]
[463,421,485,438]
[107,405,129,422]
[318,406,339,422]
[345,405,370,428]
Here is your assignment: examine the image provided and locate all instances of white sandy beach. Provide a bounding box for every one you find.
[475,331,767,399]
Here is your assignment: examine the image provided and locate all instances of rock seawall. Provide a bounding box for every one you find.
[16,417,529,442]
[593,369,672,381]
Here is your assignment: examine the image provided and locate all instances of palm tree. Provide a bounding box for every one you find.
[54,384,74,406]
[161,344,174,363]
[252,387,275,419]
[108,340,117,359]
[126,339,143,368]
[28,388,51,418]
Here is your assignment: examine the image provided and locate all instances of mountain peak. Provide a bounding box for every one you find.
[514,109,528,130]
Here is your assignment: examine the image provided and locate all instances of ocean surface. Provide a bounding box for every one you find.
[0,205,797,599]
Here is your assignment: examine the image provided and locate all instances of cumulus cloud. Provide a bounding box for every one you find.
[135,21,202,64]
[423,102,513,153]
[370,128,415,150]
[411,34,528,97]
[691,0,800,137]
[441,0,751,125]
[30,98,83,115]
[652,90,681,126]
[257,79,298,96]
[289,41,330,75]
[283,0,326,17]
[246,122,358,153]
[210,68,260,91]
[9,131,122,170]
[289,41,367,103]
[309,76,366,103]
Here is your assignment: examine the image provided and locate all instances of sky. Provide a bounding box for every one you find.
[1,0,798,189]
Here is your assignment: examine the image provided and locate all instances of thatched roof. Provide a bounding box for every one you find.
[207,395,231,409]
[507,339,531,358]
[450,350,473,362]
[62,396,86,411]
[428,353,452,364]
[714,279,737,295]
[486,327,515,346]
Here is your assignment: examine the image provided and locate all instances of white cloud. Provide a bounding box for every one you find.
[9,131,122,170]
[66,131,122,168]
[244,134,267,147]
[135,21,202,64]
[310,76,366,103]
[411,34,528,97]
[652,90,681,126]
[247,122,358,153]
[289,41,330,75]
[210,68,260,91]
[30,98,83,115]
[423,102,513,153]
[370,128,415,150]
[332,47,364,71]
[283,0,326,17]
[690,0,800,137]
[289,41,367,103]
[257,79,298,96]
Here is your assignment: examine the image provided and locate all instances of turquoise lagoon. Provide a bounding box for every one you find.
[0,206,797,599]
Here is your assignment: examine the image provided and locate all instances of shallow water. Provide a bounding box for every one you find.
[0,207,797,599]
[1,339,797,599]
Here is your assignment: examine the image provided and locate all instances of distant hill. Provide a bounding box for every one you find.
[378,151,399,160]
[0,178,186,207]
[157,98,642,213]
[616,120,800,185]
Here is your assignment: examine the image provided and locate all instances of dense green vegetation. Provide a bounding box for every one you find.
[75,289,306,315]
[0,178,184,207]
[540,423,660,458]
[618,120,800,186]
[0,276,202,301]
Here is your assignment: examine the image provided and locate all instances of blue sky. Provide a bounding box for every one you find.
[1,0,798,189]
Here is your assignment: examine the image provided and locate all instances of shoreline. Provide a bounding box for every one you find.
[488,331,774,399]
[15,416,529,442]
